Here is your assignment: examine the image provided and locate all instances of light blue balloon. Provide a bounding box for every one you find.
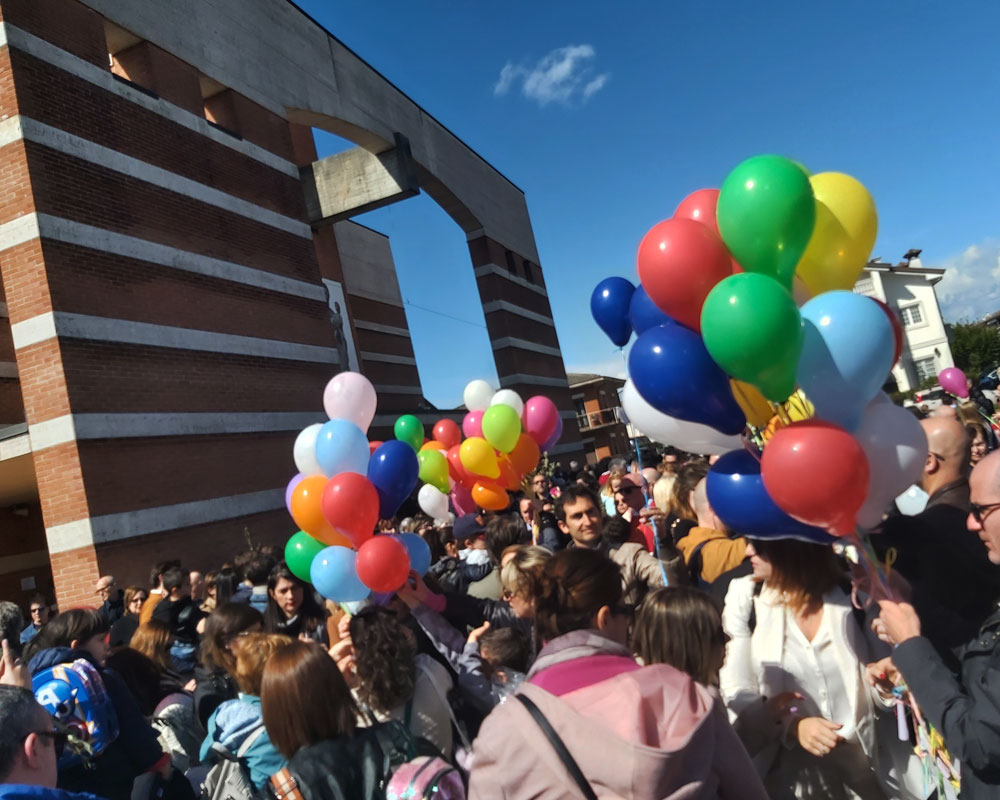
[397,533,431,575]
[315,419,370,477]
[310,546,369,602]
[797,291,894,431]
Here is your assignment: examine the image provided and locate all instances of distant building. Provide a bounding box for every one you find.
[567,373,633,464]
[853,249,954,392]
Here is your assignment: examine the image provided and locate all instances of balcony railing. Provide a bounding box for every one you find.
[576,408,622,431]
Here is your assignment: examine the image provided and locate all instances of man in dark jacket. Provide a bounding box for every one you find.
[878,448,1000,799]
[874,416,1000,651]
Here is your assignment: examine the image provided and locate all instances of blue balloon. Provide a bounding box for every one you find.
[315,419,370,477]
[397,532,431,575]
[367,440,419,519]
[590,276,635,347]
[310,546,369,602]
[706,450,836,544]
[628,323,745,435]
[798,291,895,431]
[628,285,674,336]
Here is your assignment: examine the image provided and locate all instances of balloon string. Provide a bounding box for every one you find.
[847,528,896,603]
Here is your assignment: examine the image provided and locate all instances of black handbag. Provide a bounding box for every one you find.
[516,695,598,800]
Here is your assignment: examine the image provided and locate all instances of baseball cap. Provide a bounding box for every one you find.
[617,473,646,491]
[453,514,486,542]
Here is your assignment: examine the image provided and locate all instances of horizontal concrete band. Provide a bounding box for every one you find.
[490,336,562,358]
[0,23,299,177]
[0,213,327,302]
[45,488,285,554]
[360,351,417,366]
[481,300,554,327]
[354,320,411,337]
[0,432,30,461]
[474,264,549,297]
[0,115,311,238]
[27,411,325,453]
[11,311,340,364]
[372,384,423,395]
[0,548,50,574]
[549,441,586,456]
[0,361,17,378]
[498,373,570,389]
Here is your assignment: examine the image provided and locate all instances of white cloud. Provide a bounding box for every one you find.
[493,44,610,106]
[936,239,1000,322]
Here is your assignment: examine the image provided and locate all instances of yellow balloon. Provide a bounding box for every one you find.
[786,389,814,421]
[459,437,499,480]
[795,172,877,296]
[730,380,772,428]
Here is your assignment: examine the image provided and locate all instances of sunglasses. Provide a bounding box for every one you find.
[970,501,1000,524]
[28,730,68,758]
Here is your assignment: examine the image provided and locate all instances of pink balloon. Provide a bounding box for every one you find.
[673,188,721,236]
[450,483,477,517]
[323,372,377,433]
[938,367,969,399]
[541,415,564,451]
[522,396,559,445]
[462,410,484,439]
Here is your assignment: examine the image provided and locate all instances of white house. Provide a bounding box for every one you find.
[852,249,954,392]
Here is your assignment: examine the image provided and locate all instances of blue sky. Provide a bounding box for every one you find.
[296,0,1000,408]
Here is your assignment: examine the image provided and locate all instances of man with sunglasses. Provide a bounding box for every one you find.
[874,416,1000,653]
[0,686,87,800]
[877,448,1000,799]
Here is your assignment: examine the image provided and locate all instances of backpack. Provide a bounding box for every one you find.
[33,658,119,768]
[201,724,267,800]
[687,539,713,589]
[384,755,465,800]
[428,558,463,593]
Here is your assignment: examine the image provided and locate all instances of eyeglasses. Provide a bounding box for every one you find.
[27,730,67,758]
[970,501,1000,524]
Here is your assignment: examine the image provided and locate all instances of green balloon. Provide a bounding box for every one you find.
[418,449,450,493]
[481,404,521,453]
[394,414,424,452]
[285,530,325,583]
[717,155,816,288]
[700,272,803,403]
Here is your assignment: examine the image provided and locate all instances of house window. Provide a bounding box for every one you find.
[900,304,923,327]
[914,356,936,383]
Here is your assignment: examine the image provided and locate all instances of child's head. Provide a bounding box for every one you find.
[478,626,531,676]
[631,586,727,686]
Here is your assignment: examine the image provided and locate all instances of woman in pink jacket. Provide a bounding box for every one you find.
[468,548,767,800]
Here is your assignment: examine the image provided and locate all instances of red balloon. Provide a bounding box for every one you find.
[369,440,384,457]
[872,298,903,366]
[320,473,378,548]
[355,535,410,592]
[637,218,733,332]
[674,188,721,236]
[433,419,462,450]
[446,444,476,489]
[761,420,870,537]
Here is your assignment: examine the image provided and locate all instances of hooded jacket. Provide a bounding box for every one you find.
[468,630,766,800]
[677,527,747,584]
[200,695,286,789]
[28,648,165,800]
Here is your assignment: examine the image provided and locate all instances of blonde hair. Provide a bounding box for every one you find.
[652,476,675,512]
[958,402,983,426]
[602,466,626,498]
[130,619,173,672]
[234,633,295,696]
[500,545,551,600]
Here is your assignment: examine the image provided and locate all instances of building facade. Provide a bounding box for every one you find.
[853,251,954,393]
[568,373,632,464]
[0,0,583,609]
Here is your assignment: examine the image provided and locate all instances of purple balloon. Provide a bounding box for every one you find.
[938,367,969,399]
[285,472,305,515]
[541,415,564,451]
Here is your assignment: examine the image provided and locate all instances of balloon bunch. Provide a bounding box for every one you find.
[415,379,558,518]
[283,372,428,603]
[592,154,927,542]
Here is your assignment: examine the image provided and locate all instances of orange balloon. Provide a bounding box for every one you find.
[496,455,522,491]
[289,475,330,537]
[472,480,509,511]
[420,440,447,452]
[312,522,354,549]
[508,433,540,475]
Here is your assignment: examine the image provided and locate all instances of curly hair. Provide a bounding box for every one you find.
[348,607,415,714]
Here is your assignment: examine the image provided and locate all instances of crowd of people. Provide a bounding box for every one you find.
[1,405,999,799]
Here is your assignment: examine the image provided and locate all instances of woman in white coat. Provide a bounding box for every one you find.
[719,538,921,800]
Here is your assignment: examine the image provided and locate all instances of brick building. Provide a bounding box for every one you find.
[0,0,582,609]
[568,373,632,464]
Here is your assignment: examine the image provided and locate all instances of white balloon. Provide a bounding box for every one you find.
[854,400,928,529]
[323,371,377,432]
[293,423,324,476]
[621,380,742,453]
[464,379,495,411]
[490,389,525,417]
[418,483,451,521]
[895,484,929,516]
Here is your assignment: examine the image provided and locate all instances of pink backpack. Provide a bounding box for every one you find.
[385,755,465,800]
